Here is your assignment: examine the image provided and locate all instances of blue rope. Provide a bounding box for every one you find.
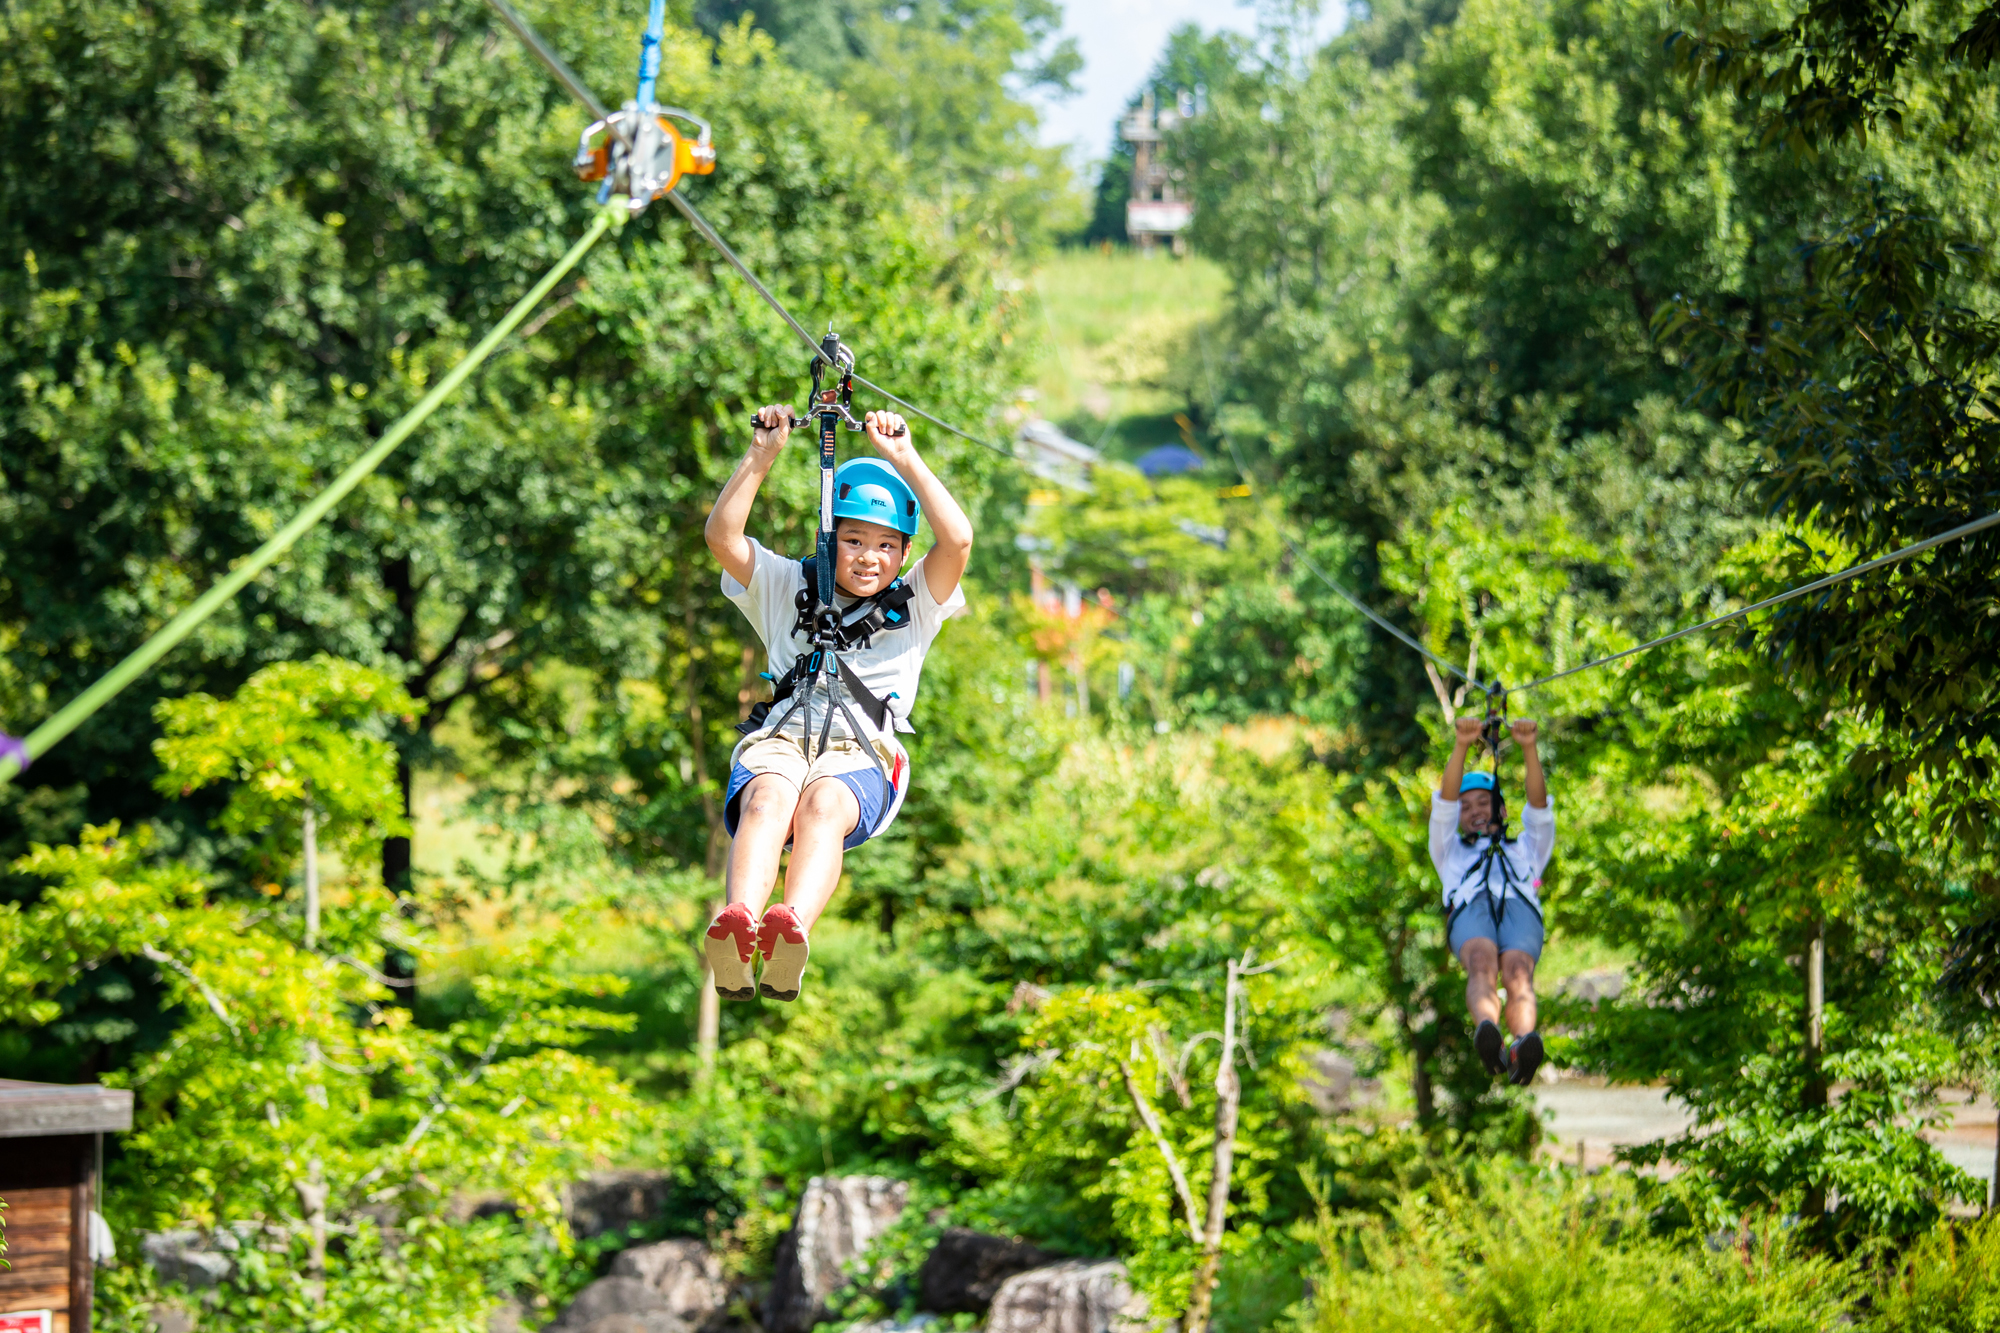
[633,0,665,109]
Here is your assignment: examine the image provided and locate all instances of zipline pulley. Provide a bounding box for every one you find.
[574,103,715,214]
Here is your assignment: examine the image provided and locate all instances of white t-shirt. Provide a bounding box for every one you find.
[1429,793,1556,912]
[722,537,966,744]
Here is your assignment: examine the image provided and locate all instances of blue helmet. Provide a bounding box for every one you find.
[833,458,920,537]
[1459,771,1498,795]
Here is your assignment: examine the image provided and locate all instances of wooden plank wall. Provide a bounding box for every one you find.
[0,1134,92,1333]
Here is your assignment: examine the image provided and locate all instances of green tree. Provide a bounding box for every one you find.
[153,657,419,949]
[694,0,1084,250]
[0,0,1010,953]
[1557,542,1979,1239]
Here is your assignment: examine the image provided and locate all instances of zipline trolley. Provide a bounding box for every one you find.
[574,103,715,213]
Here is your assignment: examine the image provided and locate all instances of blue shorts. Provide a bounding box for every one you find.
[724,746,891,852]
[1447,895,1545,962]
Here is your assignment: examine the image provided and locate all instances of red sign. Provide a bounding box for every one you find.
[0,1312,51,1333]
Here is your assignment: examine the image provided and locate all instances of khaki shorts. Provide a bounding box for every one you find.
[733,734,885,789]
[725,735,896,850]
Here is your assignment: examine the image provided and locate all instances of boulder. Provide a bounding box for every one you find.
[145,1303,198,1333]
[567,1318,687,1333]
[566,1170,673,1240]
[548,1276,680,1333]
[764,1176,911,1333]
[985,1260,1151,1333]
[487,1300,529,1333]
[848,1318,938,1333]
[608,1239,729,1324]
[917,1229,1052,1314]
[141,1231,233,1290]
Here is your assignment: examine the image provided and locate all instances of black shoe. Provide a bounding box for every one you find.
[1475,1020,1507,1077]
[1508,1031,1545,1086]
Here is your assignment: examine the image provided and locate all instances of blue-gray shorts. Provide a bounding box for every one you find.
[724,754,890,851]
[1447,896,1545,962]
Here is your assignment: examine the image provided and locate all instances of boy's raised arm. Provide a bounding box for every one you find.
[1511,717,1548,809]
[1440,714,1483,798]
[863,412,972,603]
[705,407,793,587]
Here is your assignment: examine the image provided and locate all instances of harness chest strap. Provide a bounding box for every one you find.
[790,556,916,650]
[736,560,915,740]
[1445,833,1540,927]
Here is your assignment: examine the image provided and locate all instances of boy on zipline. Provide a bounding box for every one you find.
[1433,713,1554,1084]
[702,405,972,1002]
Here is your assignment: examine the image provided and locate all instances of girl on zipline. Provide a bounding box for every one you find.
[701,406,972,1002]
[1433,714,1554,1084]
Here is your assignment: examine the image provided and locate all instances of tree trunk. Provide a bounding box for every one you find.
[687,611,734,1085]
[1382,935,1435,1124]
[302,783,320,951]
[1184,957,1247,1333]
[295,1159,328,1305]
[380,554,420,1006]
[380,751,418,1007]
[1801,921,1828,1222]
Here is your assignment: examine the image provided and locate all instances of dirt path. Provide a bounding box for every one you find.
[1533,1078,1998,1204]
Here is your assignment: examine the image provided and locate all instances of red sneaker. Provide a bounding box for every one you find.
[757,904,811,1003]
[704,903,758,1001]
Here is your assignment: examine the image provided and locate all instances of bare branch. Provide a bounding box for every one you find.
[140,944,238,1036]
[973,1049,1062,1107]
[1185,956,1249,1333]
[1178,1032,1223,1086]
[1150,1024,1192,1109]
[1425,661,1456,723]
[334,954,418,988]
[354,1012,516,1189]
[1118,1044,1203,1244]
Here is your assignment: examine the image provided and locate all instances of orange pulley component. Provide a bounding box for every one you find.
[573,104,714,212]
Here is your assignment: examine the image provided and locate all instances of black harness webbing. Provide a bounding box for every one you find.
[789,557,916,651]
[1446,830,1541,933]
[736,566,915,742]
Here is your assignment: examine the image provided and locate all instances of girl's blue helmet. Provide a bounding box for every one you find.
[833,458,920,537]
[1459,771,1498,795]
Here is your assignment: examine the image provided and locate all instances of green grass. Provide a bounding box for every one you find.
[1025,246,1229,451]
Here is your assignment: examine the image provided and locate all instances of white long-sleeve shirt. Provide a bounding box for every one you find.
[1428,793,1557,913]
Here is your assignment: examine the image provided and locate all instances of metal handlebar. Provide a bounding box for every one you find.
[746,408,907,436]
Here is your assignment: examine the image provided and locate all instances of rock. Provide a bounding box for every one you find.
[146,1303,198,1333]
[985,1260,1151,1333]
[549,1277,679,1333]
[764,1176,911,1333]
[1299,1049,1355,1115]
[848,1317,938,1333]
[1560,968,1626,1004]
[569,1318,687,1333]
[487,1299,530,1333]
[141,1231,233,1290]
[917,1229,1052,1314]
[566,1170,673,1240]
[608,1239,728,1324]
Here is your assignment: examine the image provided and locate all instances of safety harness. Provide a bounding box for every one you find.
[734,329,913,763]
[1445,686,1543,931]
[737,559,916,741]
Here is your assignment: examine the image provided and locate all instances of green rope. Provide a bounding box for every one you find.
[0,206,622,787]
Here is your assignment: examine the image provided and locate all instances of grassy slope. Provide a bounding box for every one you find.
[1025,246,1228,458]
